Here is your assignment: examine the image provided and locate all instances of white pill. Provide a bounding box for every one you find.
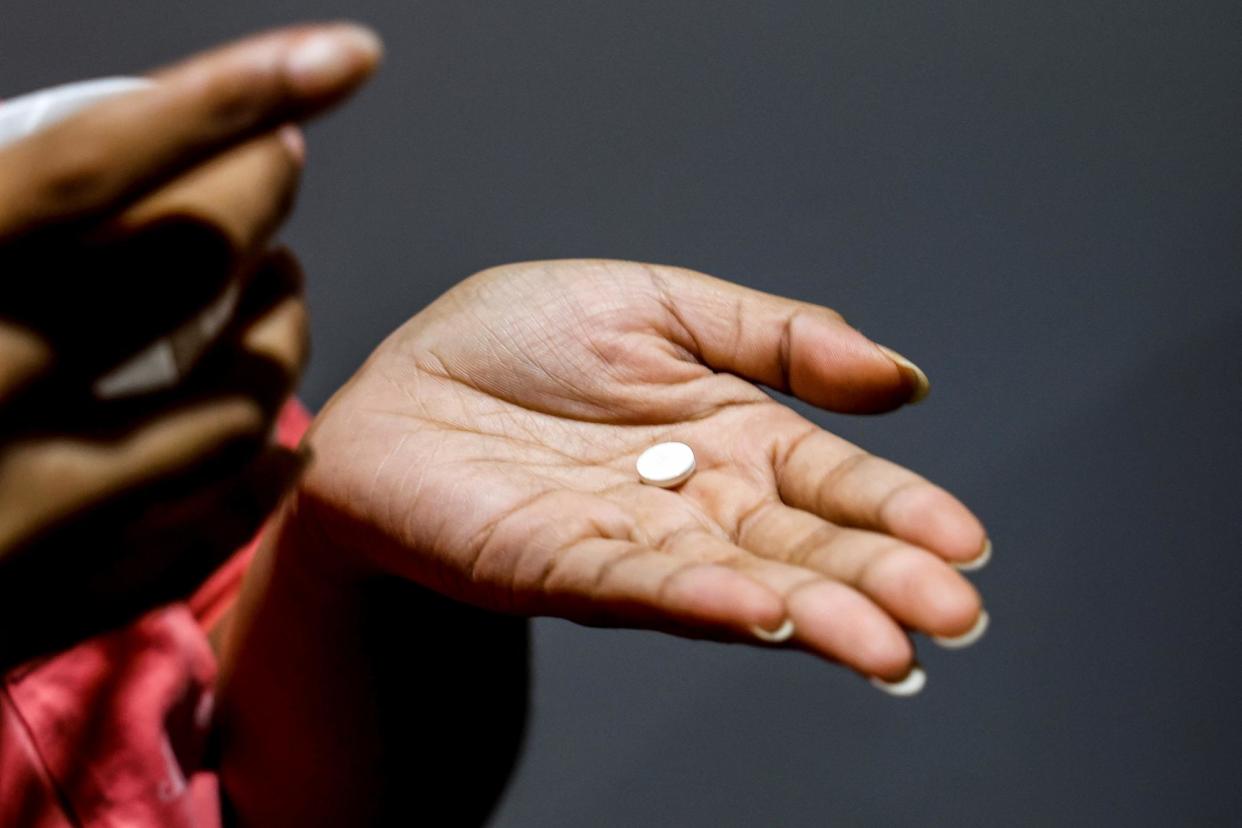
[636,442,696,488]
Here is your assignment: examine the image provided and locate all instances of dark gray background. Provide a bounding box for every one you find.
[4,2,1240,825]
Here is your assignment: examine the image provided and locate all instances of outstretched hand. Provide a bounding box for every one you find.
[0,23,381,668]
[294,260,989,690]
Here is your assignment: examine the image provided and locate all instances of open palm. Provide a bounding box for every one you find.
[297,260,988,690]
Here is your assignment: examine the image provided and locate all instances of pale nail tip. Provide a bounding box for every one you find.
[336,23,384,59]
[870,667,926,697]
[932,610,990,650]
[750,619,795,643]
[908,371,931,404]
[278,125,306,164]
[901,359,931,403]
[953,539,992,572]
[877,345,930,404]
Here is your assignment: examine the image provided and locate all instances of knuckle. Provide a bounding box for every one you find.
[731,497,776,544]
[191,59,281,133]
[36,138,114,212]
[854,542,910,589]
[791,523,841,566]
[816,450,871,504]
[17,441,94,499]
[876,478,941,528]
[819,305,848,325]
[645,261,706,283]
[868,542,931,582]
[243,132,301,184]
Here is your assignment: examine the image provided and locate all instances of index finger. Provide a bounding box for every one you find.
[0,22,381,241]
[774,424,990,568]
[641,263,928,414]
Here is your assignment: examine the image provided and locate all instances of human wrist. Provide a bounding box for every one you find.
[265,482,384,598]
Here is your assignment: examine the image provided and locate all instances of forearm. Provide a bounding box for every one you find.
[214,496,530,827]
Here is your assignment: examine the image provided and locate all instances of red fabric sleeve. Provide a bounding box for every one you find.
[0,399,313,828]
[187,400,313,632]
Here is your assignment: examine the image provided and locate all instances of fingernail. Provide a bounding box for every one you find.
[750,618,795,643]
[285,24,383,94]
[953,538,992,572]
[876,344,931,404]
[932,610,990,650]
[278,125,306,165]
[870,665,927,697]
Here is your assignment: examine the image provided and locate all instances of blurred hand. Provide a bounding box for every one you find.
[293,260,989,689]
[0,23,382,668]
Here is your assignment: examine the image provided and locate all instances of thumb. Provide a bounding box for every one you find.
[649,265,929,413]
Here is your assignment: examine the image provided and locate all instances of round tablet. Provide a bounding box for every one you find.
[636,442,696,488]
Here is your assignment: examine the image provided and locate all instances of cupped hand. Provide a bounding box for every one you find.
[297,260,990,689]
[0,23,381,668]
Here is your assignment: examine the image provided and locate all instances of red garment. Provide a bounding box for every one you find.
[0,400,311,828]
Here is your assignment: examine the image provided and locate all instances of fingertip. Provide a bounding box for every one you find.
[874,344,930,404]
[932,609,989,650]
[788,313,920,414]
[922,574,984,639]
[666,563,786,634]
[785,580,914,678]
[152,22,382,136]
[278,125,305,166]
[883,483,989,565]
[284,23,383,97]
[854,618,917,681]
[953,537,992,572]
[859,545,983,638]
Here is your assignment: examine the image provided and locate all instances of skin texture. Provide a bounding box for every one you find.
[303,259,988,678]
[218,259,990,826]
[0,23,988,825]
[0,23,381,669]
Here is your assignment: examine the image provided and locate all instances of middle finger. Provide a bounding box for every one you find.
[733,493,986,643]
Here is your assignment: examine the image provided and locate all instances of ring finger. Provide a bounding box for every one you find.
[733,496,985,642]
